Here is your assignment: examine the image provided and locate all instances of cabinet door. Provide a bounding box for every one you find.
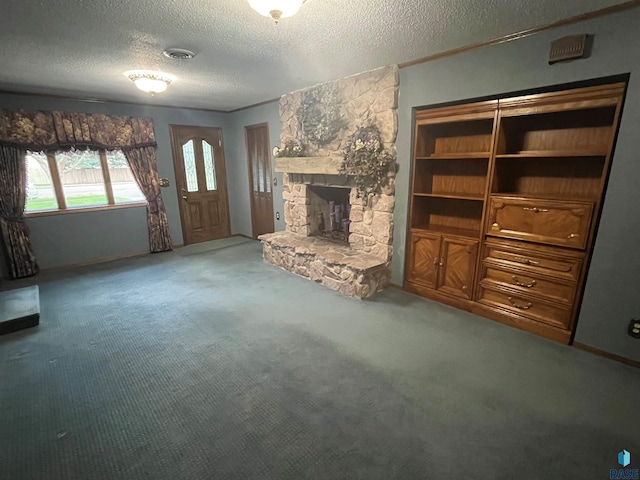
[407,232,441,289]
[487,196,593,250]
[437,237,478,299]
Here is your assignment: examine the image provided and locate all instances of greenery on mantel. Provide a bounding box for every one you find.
[297,84,347,147]
[273,140,305,158]
[340,122,395,199]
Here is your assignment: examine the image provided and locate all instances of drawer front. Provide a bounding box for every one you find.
[485,244,582,282]
[487,196,593,249]
[478,285,572,329]
[482,265,576,305]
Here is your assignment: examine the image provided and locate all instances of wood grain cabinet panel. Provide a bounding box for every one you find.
[484,241,583,282]
[438,237,478,299]
[482,265,576,305]
[478,284,572,329]
[407,232,441,289]
[407,232,478,299]
[487,196,593,249]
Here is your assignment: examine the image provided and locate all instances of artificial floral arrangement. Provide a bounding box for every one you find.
[297,84,347,146]
[273,140,305,158]
[340,122,395,199]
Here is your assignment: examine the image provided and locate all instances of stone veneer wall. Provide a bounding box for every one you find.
[279,65,399,263]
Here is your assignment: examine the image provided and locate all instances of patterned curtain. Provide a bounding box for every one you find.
[0,110,157,151]
[0,108,167,261]
[0,145,39,278]
[123,146,172,253]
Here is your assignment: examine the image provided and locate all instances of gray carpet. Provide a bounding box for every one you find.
[0,239,638,479]
[175,235,253,256]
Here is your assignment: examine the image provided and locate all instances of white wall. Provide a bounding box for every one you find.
[394,8,640,361]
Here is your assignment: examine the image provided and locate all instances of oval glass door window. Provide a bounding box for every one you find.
[182,140,198,192]
[203,141,217,191]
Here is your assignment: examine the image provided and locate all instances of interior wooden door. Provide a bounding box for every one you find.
[437,237,478,299]
[245,123,274,238]
[170,125,231,245]
[407,232,441,289]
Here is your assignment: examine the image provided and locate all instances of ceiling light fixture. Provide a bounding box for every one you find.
[248,0,304,23]
[124,70,175,94]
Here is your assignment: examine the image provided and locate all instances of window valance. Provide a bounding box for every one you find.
[0,109,157,151]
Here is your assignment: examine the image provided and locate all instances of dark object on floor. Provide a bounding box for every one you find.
[0,285,40,335]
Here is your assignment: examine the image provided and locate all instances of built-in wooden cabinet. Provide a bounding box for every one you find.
[404,82,625,343]
[408,231,478,299]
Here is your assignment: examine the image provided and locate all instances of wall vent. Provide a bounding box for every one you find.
[163,48,196,60]
[549,35,588,64]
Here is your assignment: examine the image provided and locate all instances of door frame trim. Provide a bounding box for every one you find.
[169,123,231,245]
[245,122,274,239]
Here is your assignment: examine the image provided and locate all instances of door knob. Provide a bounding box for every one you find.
[181,188,188,200]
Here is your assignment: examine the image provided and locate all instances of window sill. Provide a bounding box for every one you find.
[25,201,148,218]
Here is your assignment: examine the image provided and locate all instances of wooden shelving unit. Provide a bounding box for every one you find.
[405,82,626,344]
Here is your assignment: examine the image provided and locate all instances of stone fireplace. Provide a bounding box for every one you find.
[259,65,398,299]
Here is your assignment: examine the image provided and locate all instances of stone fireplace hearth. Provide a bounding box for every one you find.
[259,65,398,299]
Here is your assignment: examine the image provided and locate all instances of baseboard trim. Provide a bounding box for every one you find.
[40,250,151,272]
[233,233,255,240]
[573,342,640,369]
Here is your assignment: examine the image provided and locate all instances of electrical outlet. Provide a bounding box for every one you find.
[629,319,640,339]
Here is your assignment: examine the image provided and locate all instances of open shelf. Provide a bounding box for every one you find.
[411,224,480,239]
[496,106,616,155]
[414,193,484,201]
[491,192,597,203]
[415,119,494,158]
[416,152,490,160]
[492,156,604,201]
[411,196,484,235]
[413,158,488,198]
[495,151,608,158]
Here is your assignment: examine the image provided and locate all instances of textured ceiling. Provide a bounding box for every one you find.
[0,0,630,111]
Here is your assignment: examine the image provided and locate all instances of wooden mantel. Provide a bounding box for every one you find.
[274,156,345,175]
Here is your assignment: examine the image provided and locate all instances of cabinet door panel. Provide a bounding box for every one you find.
[487,196,593,249]
[438,237,478,299]
[407,232,441,289]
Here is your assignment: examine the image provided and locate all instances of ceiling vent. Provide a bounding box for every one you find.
[163,48,196,60]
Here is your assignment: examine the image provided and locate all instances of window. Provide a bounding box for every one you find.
[25,149,145,214]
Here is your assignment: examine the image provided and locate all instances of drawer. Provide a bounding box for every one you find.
[485,242,582,282]
[478,284,572,329]
[487,196,593,249]
[482,265,576,305]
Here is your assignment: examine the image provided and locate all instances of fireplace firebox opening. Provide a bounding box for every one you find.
[308,185,351,244]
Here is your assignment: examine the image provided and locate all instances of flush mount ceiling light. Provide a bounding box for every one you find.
[124,70,175,94]
[248,0,304,23]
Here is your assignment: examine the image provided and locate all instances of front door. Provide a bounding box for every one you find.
[170,125,231,245]
[245,123,274,238]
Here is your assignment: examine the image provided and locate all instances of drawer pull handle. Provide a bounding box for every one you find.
[512,276,537,288]
[508,297,532,310]
[523,207,549,213]
[567,233,580,239]
[513,256,539,266]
